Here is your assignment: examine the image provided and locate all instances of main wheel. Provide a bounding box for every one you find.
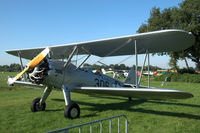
[64,102,80,119]
[31,98,46,112]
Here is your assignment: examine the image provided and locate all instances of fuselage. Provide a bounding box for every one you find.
[29,59,124,90]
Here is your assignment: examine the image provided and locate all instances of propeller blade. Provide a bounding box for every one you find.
[27,47,50,70]
[8,47,50,86]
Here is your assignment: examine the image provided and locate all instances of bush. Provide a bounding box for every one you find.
[178,68,195,74]
[154,72,200,83]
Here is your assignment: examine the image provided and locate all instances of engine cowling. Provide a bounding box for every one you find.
[28,59,65,88]
[28,59,49,84]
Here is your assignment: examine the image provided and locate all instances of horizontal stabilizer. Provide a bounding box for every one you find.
[74,87,193,99]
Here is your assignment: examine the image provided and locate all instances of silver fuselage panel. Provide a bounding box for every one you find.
[42,60,124,89]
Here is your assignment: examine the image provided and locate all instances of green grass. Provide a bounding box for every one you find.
[0,72,200,133]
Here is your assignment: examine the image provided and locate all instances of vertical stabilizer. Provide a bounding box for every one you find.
[124,69,137,85]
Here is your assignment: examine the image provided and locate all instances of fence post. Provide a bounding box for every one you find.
[46,114,129,133]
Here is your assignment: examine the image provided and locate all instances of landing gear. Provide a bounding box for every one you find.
[64,102,80,119]
[30,86,52,112]
[31,85,81,119]
[62,85,80,119]
[31,98,46,112]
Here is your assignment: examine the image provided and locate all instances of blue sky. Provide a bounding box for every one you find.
[0,0,195,68]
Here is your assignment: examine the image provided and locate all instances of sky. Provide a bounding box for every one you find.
[0,0,195,68]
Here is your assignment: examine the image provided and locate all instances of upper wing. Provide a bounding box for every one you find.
[74,87,193,99]
[6,29,195,60]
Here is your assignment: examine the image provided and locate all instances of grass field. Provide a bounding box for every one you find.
[0,72,200,133]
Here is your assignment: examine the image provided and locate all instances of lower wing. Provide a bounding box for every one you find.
[9,80,44,87]
[73,87,193,99]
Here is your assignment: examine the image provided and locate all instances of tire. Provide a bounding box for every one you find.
[64,102,80,119]
[31,97,46,112]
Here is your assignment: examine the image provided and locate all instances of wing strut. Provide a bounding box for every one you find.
[76,54,91,70]
[147,50,150,88]
[138,51,148,85]
[17,51,26,81]
[63,46,77,68]
[134,41,150,88]
[134,40,138,88]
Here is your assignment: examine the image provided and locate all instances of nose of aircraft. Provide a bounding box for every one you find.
[7,47,50,86]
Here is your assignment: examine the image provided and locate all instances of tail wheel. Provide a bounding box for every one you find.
[31,98,46,112]
[64,102,80,119]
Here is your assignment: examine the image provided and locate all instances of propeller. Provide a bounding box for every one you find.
[8,47,50,86]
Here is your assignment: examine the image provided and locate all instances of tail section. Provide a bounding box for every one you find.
[124,70,137,85]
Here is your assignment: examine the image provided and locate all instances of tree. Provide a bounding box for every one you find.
[9,63,21,72]
[179,0,200,70]
[137,0,200,70]
[168,53,179,72]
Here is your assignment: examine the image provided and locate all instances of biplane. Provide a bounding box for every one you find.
[6,29,195,119]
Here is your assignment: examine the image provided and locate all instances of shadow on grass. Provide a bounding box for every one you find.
[81,113,98,118]
[83,95,200,108]
[131,108,200,120]
[147,100,200,108]
[51,98,146,118]
[51,98,200,120]
[45,108,63,112]
[78,100,200,120]
[51,98,65,102]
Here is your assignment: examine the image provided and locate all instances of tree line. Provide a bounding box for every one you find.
[137,0,200,71]
[0,64,21,72]
[1,63,196,74]
[0,63,163,72]
[83,63,162,71]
